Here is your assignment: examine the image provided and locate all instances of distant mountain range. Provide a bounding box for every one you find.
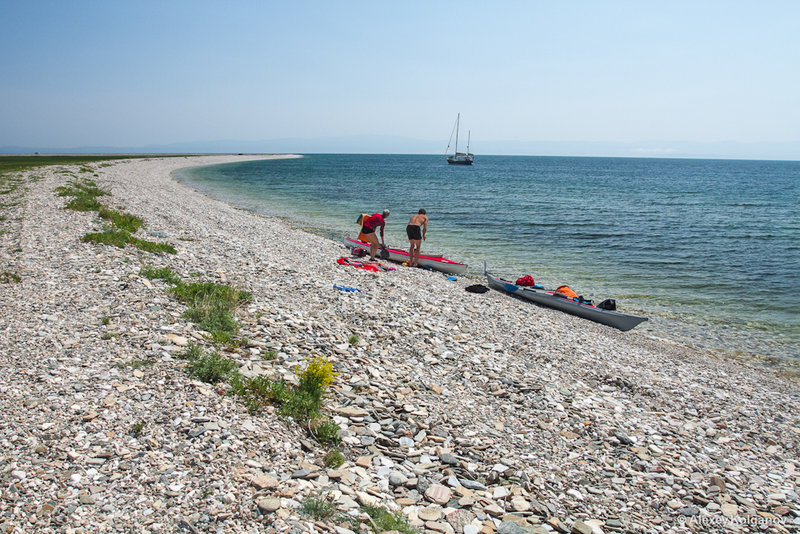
[2,136,798,160]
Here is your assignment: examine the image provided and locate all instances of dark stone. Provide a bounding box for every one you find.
[187,427,206,438]
[440,453,459,466]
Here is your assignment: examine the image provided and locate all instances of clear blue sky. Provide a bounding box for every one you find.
[1,1,799,158]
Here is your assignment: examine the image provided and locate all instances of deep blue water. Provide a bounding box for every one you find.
[175,154,800,361]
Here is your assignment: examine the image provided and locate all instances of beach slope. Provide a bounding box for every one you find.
[0,156,797,533]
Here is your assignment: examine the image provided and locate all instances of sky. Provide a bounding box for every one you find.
[1,1,799,159]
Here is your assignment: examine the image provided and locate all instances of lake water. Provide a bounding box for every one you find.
[175,154,800,361]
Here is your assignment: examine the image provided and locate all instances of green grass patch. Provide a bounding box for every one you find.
[82,229,131,248]
[141,268,248,346]
[172,280,250,340]
[81,230,175,254]
[311,418,341,446]
[140,265,182,285]
[185,303,238,336]
[65,195,102,212]
[171,281,252,308]
[0,155,151,176]
[1,271,22,284]
[56,179,109,212]
[130,420,146,436]
[229,374,287,414]
[129,237,176,254]
[57,177,174,254]
[98,206,142,233]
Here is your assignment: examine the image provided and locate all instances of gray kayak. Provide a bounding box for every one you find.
[486,272,648,332]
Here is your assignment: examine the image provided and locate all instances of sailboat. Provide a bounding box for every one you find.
[446,113,474,165]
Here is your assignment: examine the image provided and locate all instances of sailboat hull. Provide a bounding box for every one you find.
[447,156,474,165]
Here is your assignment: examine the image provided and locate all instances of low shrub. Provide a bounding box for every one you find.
[177,343,203,360]
[229,356,339,444]
[362,504,418,534]
[312,418,341,446]
[186,352,239,384]
[296,356,338,405]
[323,449,345,468]
[230,375,287,413]
[299,493,337,521]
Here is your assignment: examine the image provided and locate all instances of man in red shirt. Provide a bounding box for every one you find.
[360,210,389,260]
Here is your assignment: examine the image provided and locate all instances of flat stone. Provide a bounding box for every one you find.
[356,491,381,508]
[251,475,278,490]
[446,509,475,533]
[256,497,281,514]
[166,333,188,346]
[333,406,370,417]
[425,483,452,505]
[571,521,593,534]
[720,503,738,518]
[510,496,530,512]
[419,505,444,522]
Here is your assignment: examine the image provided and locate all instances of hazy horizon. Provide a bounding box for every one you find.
[2,137,799,162]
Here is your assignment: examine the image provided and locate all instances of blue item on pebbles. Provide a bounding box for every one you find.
[333,284,361,292]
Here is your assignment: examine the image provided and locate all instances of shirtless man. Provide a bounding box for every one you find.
[406,209,428,267]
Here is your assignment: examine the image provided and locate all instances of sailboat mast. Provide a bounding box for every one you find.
[454,113,460,155]
[467,130,470,154]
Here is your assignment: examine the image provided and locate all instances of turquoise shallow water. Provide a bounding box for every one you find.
[175,154,800,361]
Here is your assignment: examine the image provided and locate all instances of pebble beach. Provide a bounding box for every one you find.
[1,155,798,533]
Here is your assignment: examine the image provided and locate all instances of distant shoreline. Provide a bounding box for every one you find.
[2,149,799,162]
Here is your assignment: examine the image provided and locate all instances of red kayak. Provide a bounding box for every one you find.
[343,237,467,275]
